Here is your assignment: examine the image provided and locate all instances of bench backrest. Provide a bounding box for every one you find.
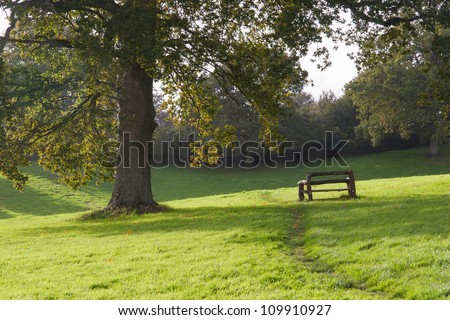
[306,170,355,184]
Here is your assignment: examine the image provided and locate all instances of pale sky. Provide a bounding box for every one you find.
[0,14,358,100]
[301,39,359,99]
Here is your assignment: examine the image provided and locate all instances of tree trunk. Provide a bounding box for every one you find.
[429,135,439,157]
[107,65,158,212]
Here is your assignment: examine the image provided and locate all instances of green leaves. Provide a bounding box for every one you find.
[0,56,29,190]
[2,43,117,189]
[337,0,449,151]
[0,0,343,188]
[346,61,447,147]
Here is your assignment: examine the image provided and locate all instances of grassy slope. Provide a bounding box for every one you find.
[0,145,449,299]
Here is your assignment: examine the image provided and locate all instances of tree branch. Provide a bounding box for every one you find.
[0,8,19,52]
[51,0,119,15]
[2,0,119,14]
[6,37,74,48]
[329,0,425,26]
[19,93,102,146]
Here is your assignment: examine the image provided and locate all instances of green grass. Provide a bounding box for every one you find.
[0,145,449,299]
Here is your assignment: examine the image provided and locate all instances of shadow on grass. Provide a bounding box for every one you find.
[0,185,88,217]
[18,204,293,241]
[0,209,15,220]
[16,195,449,242]
[1,144,448,213]
[0,171,109,216]
[11,192,449,299]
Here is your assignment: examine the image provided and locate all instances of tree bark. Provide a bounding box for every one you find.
[107,65,158,211]
[429,134,439,157]
[107,0,159,212]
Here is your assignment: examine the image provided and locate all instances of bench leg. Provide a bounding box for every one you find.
[347,171,356,198]
[306,185,313,201]
[298,184,305,201]
[346,182,352,197]
[350,185,356,197]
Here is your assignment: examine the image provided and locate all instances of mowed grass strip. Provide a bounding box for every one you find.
[0,146,448,299]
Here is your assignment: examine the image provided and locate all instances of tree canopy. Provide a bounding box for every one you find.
[0,0,339,209]
[342,0,449,156]
[347,61,448,155]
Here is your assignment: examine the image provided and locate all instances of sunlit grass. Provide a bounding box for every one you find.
[0,145,448,299]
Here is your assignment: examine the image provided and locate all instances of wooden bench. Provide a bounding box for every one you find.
[297,170,356,201]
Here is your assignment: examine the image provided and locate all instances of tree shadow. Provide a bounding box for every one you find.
[1,144,448,212]
[10,192,449,299]
[0,173,108,216]
[0,185,88,216]
[16,195,449,241]
[17,204,291,240]
[0,209,15,220]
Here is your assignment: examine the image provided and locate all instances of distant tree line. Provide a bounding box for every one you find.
[153,56,449,165]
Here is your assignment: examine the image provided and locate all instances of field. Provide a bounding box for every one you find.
[0,146,449,299]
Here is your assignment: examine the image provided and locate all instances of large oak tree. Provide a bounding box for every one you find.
[0,0,338,211]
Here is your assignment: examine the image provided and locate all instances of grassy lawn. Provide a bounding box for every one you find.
[0,145,449,299]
